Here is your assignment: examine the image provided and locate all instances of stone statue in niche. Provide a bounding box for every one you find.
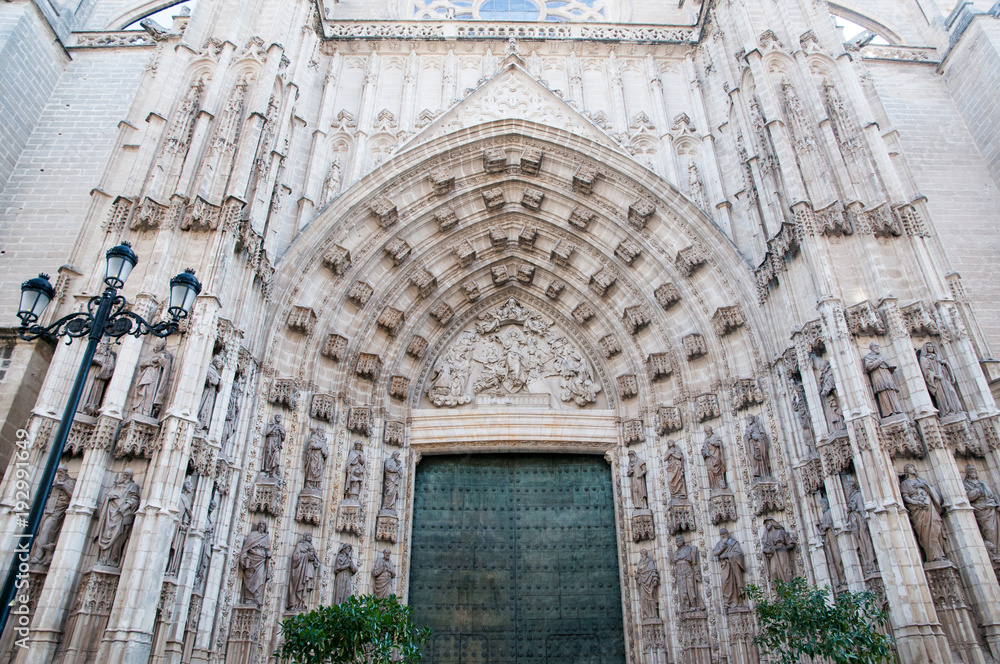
[332,543,357,605]
[344,441,365,500]
[165,478,194,577]
[29,465,76,566]
[701,426,727,490]
[239,520,272,607]
[196,353,224,432]
[963,465,1000,560]
[302,425,329,491]
[899,464,948,562]
[790,380,815,447]
[221,377,242,453]
[818,360,844,431]
[287,532,321,611]
[672,534,703,611]
[843,476,878,574]
[665,440,688,500]
[762,517,797,584]
[194,498,216,590]
[744,414,772,480]
[95,468,141,569]
[371,549,396,599]
[818,497,845,589]
[381,451,402,512]
[81,340,116,417]
[261,414,285,479]
[919,342,964,418]
[131,340,173,419]
[635,549,661,620]
[863,342,903,418]
[426,331,476,407]
[627,451,649,510]
[713,527,746,608]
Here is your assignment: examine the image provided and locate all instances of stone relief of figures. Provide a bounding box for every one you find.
[627,451,649,510]
[302,425,329,491]
[81,340,116,417]
[919,342,964,418]
[130,340,173,419]
[762,517,797,585]
[332,543,357,605]
[713,527,746,608]
[744,414,772,480]
[863,342,903,418]
[426,298,600,408]
[372,549,396,598]
[665,440,688,501]
[964,465,1000,560]
[899,464,948,563]
[635,549,661,621]
[29,465,76,566]
[239,520,272,607]
[672,535,703,611]
[196,353,224,432]
[344,442,365,500]
[701,426,727,490]
[165,478,194,577]
[381,451,402,512]
[261,414,285,479]
[95,469,141,569]
[818,360,844,432]
[843,476,878,575]
[818,497,845,589]
[287,532,321,611]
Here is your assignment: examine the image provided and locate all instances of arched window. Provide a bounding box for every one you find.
[414,0,606,22]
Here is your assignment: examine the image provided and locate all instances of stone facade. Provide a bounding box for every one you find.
[1,0,1000,662]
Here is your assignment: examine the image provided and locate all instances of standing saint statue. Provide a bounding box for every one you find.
[818,360,844,431]
[863,342,903,417]
[261,414,285,478]
[964,465,1000,560]
[672,534,703,611]
[194,498,216,591]
[95,468,142,568]
[344,442,365,500]
[844,476,878,574]
[29,465,76,566]
[900,464,948,562]
[131,340,173,419]
[287,532,321,611]
[712,527,746,608]
[302,426,329,491]
[762,518,797,585]
[744,414,772,480]
[81,340,116,417]
[635,549,661,620]
[382,452,402,512]
[791,381,815,447]
[239,520,272,607]
[165,478,194,576]
[221,378,242,452]
[701,426,727,490]
[196,354,224,432]
[371,549,396,598]
[818,497,845,589]
[920,342,964,417]
[664,440,688,501]
[332,543,357,605]
[627,451,649,510]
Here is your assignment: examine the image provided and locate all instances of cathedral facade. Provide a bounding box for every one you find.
[2,0,1000,661]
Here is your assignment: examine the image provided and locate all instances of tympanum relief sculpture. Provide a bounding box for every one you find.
[425,297,601,408]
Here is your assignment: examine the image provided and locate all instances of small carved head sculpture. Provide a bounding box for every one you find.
[354,441,363,451]
[719,527,730,539]
[314,424,325,435]
[382,548,391,560]
[56,464,69,481]
[820,496,830,511]
[273,413,282,424]
[923,341,937,357]
[391,451,400,461]
[703,425,714,436]
[869,342,880,354]
[966,464,978,480]
[182,478,193,495]
[903,463,918,478]
[119,468,134,484]
[255,520,268,534]
[675,534,685,548]
[302,532,312,542]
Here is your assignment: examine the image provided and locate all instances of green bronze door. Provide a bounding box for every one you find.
[409,454,626,664]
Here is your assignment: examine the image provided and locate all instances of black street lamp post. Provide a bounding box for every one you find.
[0,242,201,639]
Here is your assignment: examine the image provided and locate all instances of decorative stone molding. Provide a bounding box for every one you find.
[250,479,283,516]
[483,148,506,173]
[550,239,575,266]
[623,419,645,445]
[180,196,222,231]
[599,334,622,358]
[572,302,596,325]
[656,406,683,435]
[491,265,510,285]
[463,281,481,301]
[862,203,902,238]
[617,374,639,399]
[384,421,405,446]
[615,238,642,265]
[709,491,737,523]
[114,416,161,458]
[430,302,455,325]
[569,206,595,230]
[675,244,707,276]
[939,416,981,457]
[268,378,299,410]
[355,353,381,380]
[65,418,96,455]
[376,306,405,336]
[311,393,336,422]
[347,408,372,436]
[516,264,535,285]
[879,416,923,457]
[731,379,763,410]
[482,187,505,210]
[376,513,399,543]
[347,281,374,306]
[336,501,362,535]
[752,480,784,515]
[819,430,852,476]
[900,301,940,337]
[573,163,599,194]
[647,353,673,381]
[654,283,681,310]
[623,305,651,335]
[755,222,800,301]
[321,333,348,362]
[72,568,120,616]
[815,200,853,236]
[286,305,317,336]
[893,202,931,237]
[452,239,476,266]
[683,334,707,360]
[189,435,216,476]
[406,335,428,359]
[410,269,437,298]
[368,196,398,228]
[668,502,695,533]
[130,196,166,231]
[793,320,826,356]
[388,375,410,400]
[632,511,654,541]
[322,245,351,276]
[712,305,746,337]
[428,166,455,195]
[628,199,655,230]
[589,266,617,296]
[546,280,565,299]
[846,301,886,336]
[489,226,508,249]
[695,394,720,422]
[383,238,411,265]
[520,147,543,174]
[295,491,323,525]
[73,31,157,48]
[521,188,544,211]
[797,456,824,493]
[434,206,459,231]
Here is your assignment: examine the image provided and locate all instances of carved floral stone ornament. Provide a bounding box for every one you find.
[424,297,602,408]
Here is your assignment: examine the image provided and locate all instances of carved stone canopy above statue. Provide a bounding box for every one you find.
[421,296,606,409]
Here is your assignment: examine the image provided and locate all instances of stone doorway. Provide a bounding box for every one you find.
[408,453,626,663]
